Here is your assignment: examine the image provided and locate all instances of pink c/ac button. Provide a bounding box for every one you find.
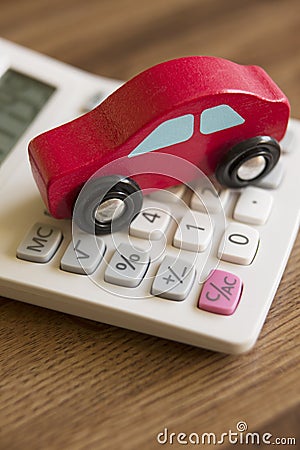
[198,270,243,315]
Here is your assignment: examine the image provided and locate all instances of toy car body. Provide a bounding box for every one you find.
[28,56,290,233]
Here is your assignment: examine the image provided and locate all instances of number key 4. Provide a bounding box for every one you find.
[130,203,171,240]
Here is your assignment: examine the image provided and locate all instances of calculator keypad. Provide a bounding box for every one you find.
[16,176,270,313]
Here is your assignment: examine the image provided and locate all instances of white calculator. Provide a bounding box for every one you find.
[1,38,299,353]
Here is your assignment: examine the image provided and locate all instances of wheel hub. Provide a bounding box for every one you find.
[237,155,267,181]
[94,198,126,223]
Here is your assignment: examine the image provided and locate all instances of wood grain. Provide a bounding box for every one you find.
[0,1,299,448]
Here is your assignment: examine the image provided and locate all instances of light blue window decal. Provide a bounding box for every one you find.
[128,114,194,158]
[200,104,245,135]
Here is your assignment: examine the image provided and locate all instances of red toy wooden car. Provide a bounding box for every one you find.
[29,56,290,234]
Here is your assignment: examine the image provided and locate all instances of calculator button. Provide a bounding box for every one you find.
[190,183,229,213]
[173,210,213,252]
[151,255,195,301]
[17,223,62,263]
[218,223,259,265]
[233,187,273,225]
[148,184,186,203]
[81,92,107,112]
[129,205,171,240]
[255,161,284,189]
[198,270,242,315]
[60,235,106,275]
[280,128,295,153]
[104,243,150,287]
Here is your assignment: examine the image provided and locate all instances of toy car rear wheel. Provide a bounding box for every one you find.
[73,175,143,235]
[215,136,281,188]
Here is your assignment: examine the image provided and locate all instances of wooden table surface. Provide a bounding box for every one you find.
[0,1,299,448]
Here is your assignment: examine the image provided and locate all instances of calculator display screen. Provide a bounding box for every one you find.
[0,69,55,163]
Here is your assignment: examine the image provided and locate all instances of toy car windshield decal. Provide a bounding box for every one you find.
[28,56,290,235]
[200,104,245,135]
[128,114,194,158]
[129,105,245,159]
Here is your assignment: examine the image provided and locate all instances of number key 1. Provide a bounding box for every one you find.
[173,210,213,252]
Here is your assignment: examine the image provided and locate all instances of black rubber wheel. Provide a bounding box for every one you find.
[215,136,281,188]
[73,175,143,235]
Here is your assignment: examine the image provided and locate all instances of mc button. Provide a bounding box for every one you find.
[198,270,243,315]
[17,223,62,263]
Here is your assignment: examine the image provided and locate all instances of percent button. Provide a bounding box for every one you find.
[104,243,150,287]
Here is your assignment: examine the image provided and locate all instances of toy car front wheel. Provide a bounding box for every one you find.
[73,175,143,235]
[215,136,281,188]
